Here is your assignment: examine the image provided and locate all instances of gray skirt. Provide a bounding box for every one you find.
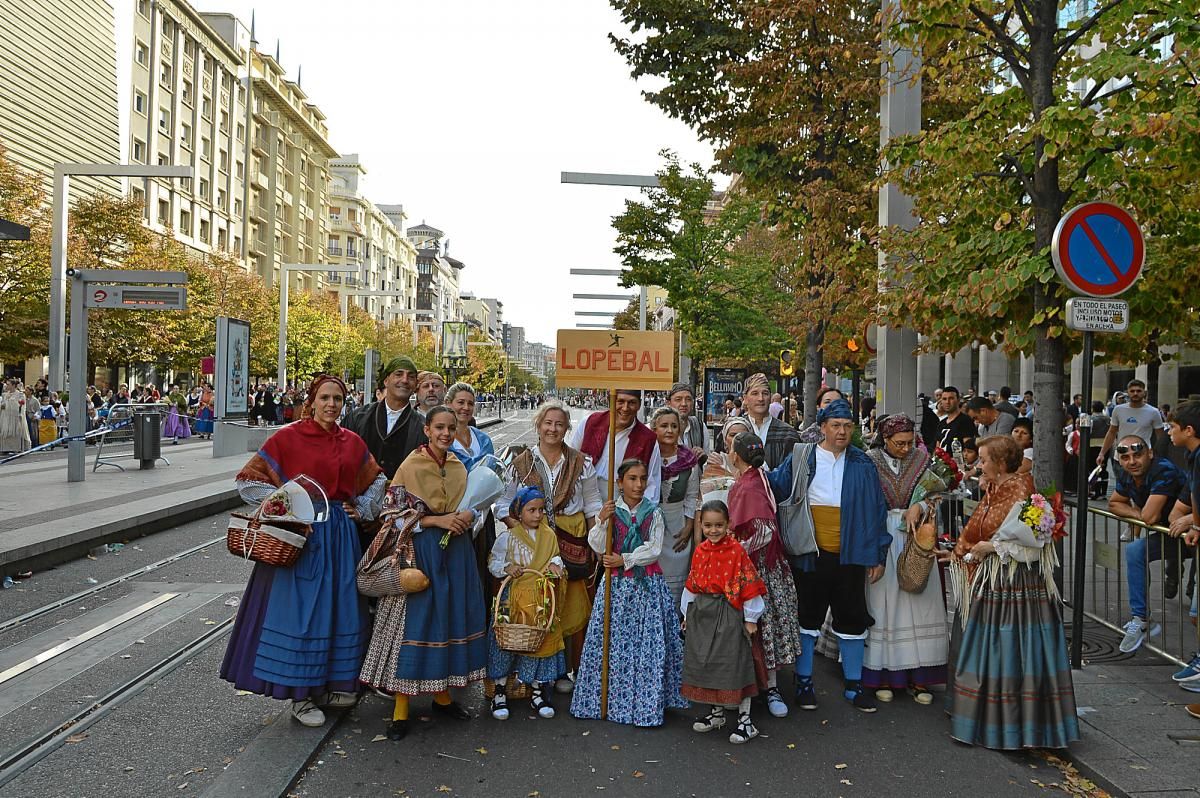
[681,593,758,705]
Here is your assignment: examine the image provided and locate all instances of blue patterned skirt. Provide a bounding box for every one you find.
[570,573,687,727]
[220,505,367,699]
[948,561,1079,750]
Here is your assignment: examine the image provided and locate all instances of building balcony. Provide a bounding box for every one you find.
[327,245,343,257]
[249,203,267,222]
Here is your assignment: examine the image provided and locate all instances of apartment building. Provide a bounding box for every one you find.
[124,1,248,260]
[460,293,491,339]
[0,0,120,197]
[327,157,417,323]
[407,222,464,335]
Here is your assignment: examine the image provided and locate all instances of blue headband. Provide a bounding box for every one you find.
[817,398,854,423]
[510,485,546,517]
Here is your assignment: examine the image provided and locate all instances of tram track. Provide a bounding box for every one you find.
[0,615,234,789]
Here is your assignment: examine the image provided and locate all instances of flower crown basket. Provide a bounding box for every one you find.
[227,475,328,568]
[492,568,556,654]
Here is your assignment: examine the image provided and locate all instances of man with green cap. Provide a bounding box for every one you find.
[344,355,427,480]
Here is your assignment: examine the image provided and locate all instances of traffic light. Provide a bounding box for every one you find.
[846,338,861,354]
[779,349,796,376]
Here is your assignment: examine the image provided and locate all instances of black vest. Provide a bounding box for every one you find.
[343,401,427,479]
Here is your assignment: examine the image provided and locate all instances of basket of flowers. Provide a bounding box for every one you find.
[492,568,557,654]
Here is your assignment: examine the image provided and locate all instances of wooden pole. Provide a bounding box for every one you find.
[599,387,618,720]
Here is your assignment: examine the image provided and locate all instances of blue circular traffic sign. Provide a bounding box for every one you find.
[1052,202,1145,297]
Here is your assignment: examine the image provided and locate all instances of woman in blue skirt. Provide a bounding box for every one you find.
[570,458,687,726]
[220,375,386,727]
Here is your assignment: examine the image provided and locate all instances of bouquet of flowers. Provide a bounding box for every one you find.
[917,447,963,496]
[1018,489,1068,542]
[440,454,506,548]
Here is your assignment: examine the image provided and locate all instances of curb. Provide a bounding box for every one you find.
[478,417,504,429]
[2,489,244,576]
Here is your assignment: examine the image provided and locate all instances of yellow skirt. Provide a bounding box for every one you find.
[556,512,593,636]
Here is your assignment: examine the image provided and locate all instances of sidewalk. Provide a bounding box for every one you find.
[1067,617,1200,797]
[0,438,243,574]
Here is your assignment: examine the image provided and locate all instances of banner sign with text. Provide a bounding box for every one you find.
[703,368,746,424]
[556,329,675,390]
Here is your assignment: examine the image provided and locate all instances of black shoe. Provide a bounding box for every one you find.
[387,719,408,740]
[432,700,471,720]
[845,682,877,713]
[795,679,818,711]
[1165,571,1179,600]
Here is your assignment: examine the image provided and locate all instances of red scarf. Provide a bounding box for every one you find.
[237,418,381,502]
[728,465,786,570]
[685,533,767,611]
[579,411,656,467]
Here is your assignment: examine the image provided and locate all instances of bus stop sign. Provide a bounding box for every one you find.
[1052,202,1145,297]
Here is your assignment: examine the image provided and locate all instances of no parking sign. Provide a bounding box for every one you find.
[1052,202,1145,297]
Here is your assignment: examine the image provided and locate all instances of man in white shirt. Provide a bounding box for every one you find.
[743,373,799,469]
[1098,379,1162,473]
[569,389,662,503]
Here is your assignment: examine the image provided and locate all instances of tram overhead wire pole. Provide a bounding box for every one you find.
[277,263,360,389]
[48,163,194,392]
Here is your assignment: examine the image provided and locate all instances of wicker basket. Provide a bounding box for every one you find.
[492,568,557,654]
[227,511,311,567]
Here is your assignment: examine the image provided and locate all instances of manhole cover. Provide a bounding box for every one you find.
[1063,622,1136,664]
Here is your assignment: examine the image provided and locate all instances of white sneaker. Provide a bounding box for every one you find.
[1118,616,1161,653]
[318,691,358,709]
[875,689,894,702]
[1119,529,1132,542]
[491,692,509,721]
[290,698,326,727]
[766,687,789,718]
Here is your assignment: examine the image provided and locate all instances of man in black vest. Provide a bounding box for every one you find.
[344,355,427,481]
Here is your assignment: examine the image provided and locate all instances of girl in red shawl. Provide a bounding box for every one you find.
[726,431,801,720]
[220,375,385,729]
[681,500,768,744]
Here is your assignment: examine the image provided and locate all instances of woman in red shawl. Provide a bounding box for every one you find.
[726,431,801,720]
[220,375,385,729]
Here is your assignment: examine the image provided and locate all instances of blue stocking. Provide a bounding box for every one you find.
[795,631,818,682]
[839,637,865,694]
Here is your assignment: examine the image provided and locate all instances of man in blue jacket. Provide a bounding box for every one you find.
[768,399,890,713]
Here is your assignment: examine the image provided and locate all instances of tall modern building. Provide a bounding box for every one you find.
[0,0,120,197]
[406,222,464,335]
[326,156,417,323]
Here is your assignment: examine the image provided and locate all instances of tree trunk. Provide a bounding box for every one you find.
[803,322,825,426]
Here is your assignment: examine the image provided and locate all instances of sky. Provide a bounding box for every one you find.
[190,0,717,345]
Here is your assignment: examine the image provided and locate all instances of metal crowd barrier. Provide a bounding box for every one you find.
[1061,501,1200,667]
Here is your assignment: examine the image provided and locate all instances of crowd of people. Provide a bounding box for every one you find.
[215,354,1200,750]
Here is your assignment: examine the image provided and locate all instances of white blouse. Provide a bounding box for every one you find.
[488,525,564,578]
[495,446,603,522]
[587,496,665,571]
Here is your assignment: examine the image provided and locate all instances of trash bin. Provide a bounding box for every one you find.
[132,406,162,469]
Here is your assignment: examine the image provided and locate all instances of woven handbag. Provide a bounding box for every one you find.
[492,568,556,654]
[356,509,429,597]
[897,509,938,593]
[227,476,327,567]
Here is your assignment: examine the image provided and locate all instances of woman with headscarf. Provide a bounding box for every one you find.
[359,405,488,741]
[700,415,753,501]
[726,431,801,719]
[221,375,386,728]
[651,406,702,612]
[862,414,947,705]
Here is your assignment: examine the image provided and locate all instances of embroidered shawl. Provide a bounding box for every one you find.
[510,445,585,517]
[954,473,1034,558]
[685,533,768,612]
[867,447,931,510]
[236,418,381,502]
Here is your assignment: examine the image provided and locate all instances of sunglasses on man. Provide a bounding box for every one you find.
[1115,442,1147,456]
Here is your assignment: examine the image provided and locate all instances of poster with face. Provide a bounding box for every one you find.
[216,317,251,418]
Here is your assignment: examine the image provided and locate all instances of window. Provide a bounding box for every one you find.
[217,188,227,210]
[180,123,192,147]
[201,136,211,159]
[135,42,148,66]
[234,199,242,217]
[236,160,244,180]
[200,218,210,241]
[158,108,170,131]
[132,139,146,163]
[184,38,195,58]
[182,80,192,105]
[236,123,245,142]
[134,91,146,115]
[202,96,212,118]
[160,62,172,86]
[234,235,242,253]
[219,150,229,171]
[220,111,229,132]
[199,178,209,199]
[137,0,149,18]
[157,154,169,166]
[180,207,191,233]
[157,199,169,225]
[131,185,145,207]
[218,228,228,249]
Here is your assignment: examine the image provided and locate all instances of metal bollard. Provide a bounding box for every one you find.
[132,406,162,469]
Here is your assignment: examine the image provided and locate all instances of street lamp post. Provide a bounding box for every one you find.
[278,263,359,389]
[48,163,194,391]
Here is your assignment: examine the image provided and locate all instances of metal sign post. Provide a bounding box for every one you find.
[66,269,187,482]
[1052,202,1145,669]
[364,349,380,402]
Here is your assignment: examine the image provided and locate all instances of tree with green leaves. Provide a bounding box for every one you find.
[879,0,1200,487]
[610,0,883,423]
[0,143,51,365]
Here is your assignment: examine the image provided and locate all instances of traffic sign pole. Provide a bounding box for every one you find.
[1071,330,1094,670]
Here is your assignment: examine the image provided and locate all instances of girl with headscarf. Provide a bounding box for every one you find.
[726,431,801,720]
[651,406,702,612]
[359,406,489,741]
[487,486,567,721]
[570,459,687,726]
[862,413,947,705]
[221,375,386,728]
